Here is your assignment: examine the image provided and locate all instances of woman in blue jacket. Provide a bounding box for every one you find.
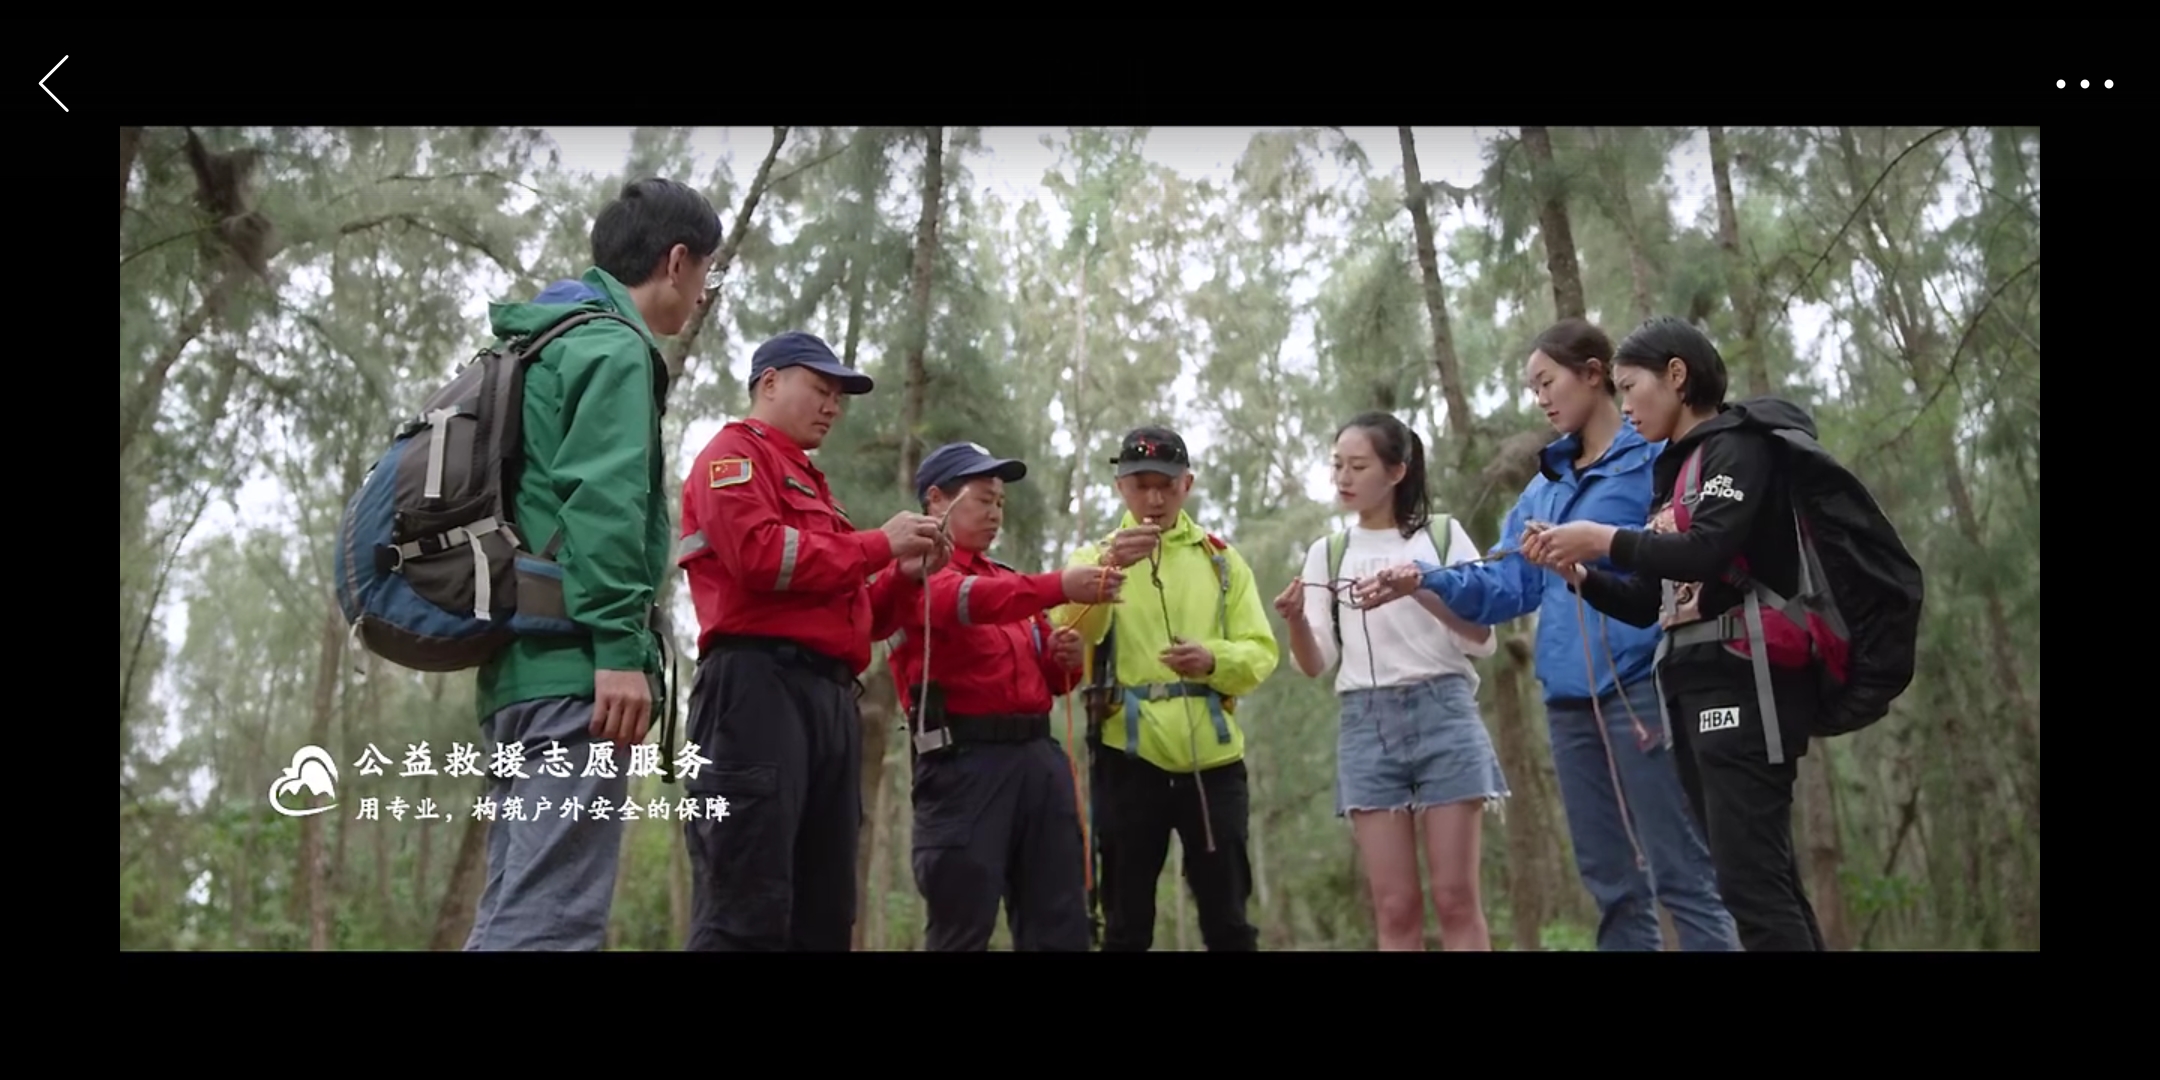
[1357,318,1737,951]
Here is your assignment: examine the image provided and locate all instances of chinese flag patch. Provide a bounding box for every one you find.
[710,457,753,488]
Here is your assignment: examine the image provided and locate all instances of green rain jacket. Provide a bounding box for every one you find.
[473,267,673,720]
[1052,510,1280,773]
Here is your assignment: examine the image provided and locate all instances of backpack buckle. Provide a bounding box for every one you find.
[374,544,404,575]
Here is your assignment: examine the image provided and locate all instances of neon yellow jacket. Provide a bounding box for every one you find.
[1053,510,1279,773]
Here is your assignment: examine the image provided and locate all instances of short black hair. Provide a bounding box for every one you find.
[1613,316,1728,410]
[1530,317,1618,397]
[590,178,723,287]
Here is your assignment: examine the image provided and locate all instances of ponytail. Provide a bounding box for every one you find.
[1338,411,1432,540]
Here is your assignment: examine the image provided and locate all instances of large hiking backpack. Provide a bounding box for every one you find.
[332,309,652,673]
[1324,516,1447,650]
[1667,402,1925,754]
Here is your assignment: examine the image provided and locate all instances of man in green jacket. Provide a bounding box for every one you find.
[464,178,722,951]
[1053,426,1280,951]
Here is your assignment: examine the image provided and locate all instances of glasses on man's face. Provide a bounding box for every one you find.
[704,268,724,295]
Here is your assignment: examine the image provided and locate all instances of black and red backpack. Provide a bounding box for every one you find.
[1668,399,1925,749]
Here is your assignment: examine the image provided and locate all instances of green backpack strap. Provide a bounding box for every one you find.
[1326,518,1450,649]
[1326,529,1349,647]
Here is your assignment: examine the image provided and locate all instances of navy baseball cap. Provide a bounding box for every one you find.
[748,330,874,395]
[915,441,1027,502]
[1112,425,1190,478]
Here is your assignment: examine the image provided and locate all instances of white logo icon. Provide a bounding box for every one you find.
[268,745,341,817]
[1701,474,1745,501]
[968,442,989,455]
[1698,707,1740,733]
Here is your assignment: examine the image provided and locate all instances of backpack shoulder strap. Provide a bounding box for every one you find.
[487,308,656,558]
[1326,529,1348,645]
[1202,532,1232,636]
[1678,444,1708,505]
[510,308,670,411]
[1424,515,1451,562]
[1669,443,1712,537]
[1090,606,1119,690]
[504,308,633,360]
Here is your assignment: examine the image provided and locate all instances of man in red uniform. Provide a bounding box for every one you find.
[675,330,949,951]
[886,441,1148,951]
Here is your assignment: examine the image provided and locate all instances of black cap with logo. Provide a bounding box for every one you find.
[1111,425,1189,478]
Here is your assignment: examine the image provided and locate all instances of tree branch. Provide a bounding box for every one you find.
[380,170,577,228]
[119,270,246,462]
[1858,255,2039,469]
[1765,126,1961,333]
[310,320,397,411]
[120,223,220,269]
[764,139,854,192]
[381,169,545,200]
[664,125,791,378]
[120,482,214,737]
[337,213,526,278]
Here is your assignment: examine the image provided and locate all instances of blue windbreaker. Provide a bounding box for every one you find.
[1416,423,1665,704]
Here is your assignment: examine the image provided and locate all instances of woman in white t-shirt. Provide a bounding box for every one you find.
[1273,412,1509,951]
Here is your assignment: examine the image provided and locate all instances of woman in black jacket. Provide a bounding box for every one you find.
[1519,316,1826,952]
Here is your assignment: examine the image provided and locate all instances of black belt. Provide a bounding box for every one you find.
[705,634,856,688]
[924,712,1051,745]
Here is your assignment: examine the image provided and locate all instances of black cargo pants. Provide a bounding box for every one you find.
[1663,648,1827,952]
[911,714,1091,951]
[1088,741,1259,952]
[682,635,862,952]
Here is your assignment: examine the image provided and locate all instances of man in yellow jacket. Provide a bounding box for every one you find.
[1054,425,1280,951]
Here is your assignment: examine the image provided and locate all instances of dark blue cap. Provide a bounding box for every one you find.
[748,330,874,395]
[915,441,1027,502]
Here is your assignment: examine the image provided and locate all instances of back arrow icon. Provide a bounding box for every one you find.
[39,56,65,113]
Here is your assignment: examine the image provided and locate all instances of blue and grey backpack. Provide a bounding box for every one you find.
[333,309,644,672]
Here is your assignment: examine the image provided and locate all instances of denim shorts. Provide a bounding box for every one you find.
[1337,673,1510,817]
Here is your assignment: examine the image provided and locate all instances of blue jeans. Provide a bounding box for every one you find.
[1546,678,1738,951]
[1337,674,1509,816]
